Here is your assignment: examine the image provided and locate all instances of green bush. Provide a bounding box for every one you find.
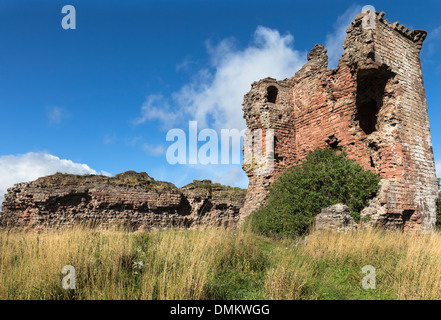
[251,148,380,237]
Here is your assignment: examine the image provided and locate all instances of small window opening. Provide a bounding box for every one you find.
[326,135,340,149]
[267,86,278,103]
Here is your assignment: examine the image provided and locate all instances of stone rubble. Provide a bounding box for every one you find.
[315,204,358,232]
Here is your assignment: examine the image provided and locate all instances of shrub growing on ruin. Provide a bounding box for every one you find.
[251,148,380,237]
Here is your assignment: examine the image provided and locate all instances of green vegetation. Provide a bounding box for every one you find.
[35,173,109,187]
[34,172,178,192]
[34,173,247,195]
[4,153,439,300]
[184,181,247,198]
[251,148,380,238]
[2,225,441,300]
[110,175,178,192]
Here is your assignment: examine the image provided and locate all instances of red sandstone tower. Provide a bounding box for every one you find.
[241,11,438,232]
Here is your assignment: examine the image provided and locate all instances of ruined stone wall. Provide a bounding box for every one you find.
[371,15,437,232]
[0,172,246,230]
[241,11,438,231]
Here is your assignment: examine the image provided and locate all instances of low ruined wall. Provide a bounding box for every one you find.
[0,172,246,231]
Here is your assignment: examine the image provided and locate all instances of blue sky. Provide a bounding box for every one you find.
[0,0,440,202]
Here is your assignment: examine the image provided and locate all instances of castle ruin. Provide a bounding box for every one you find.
[0,11,438,232]
[241,11,438,232]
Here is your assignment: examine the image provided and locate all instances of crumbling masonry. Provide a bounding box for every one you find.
[0,172,246,230]
[241,11,438,232]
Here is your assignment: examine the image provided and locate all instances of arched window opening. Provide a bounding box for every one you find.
[267,86,278,103]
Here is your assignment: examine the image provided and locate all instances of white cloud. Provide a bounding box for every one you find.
[141,143,165,156]
[124,135,164,156]
[176,57,195,72]
[425,25,441,57]
[103,133,116,144]
[325,4,362,69]
[0,152,110,208]
[133,94,180,128]
[127,136,142,147]
[46,106,69,124]
[135,26,307,131]
[136,6,366,131]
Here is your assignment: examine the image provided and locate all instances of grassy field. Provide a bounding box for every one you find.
[1,224,441,300]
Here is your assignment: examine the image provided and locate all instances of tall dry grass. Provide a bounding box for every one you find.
[297,228,441,299]
[0,227,135,299]
[263,250,313,299]
[2,226,441,299]
[0,226,262,300]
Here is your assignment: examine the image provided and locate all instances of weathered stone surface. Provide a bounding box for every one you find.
[241,11,438,232]
[114,171,154,181]
[0,174,246,231]
[315,204,358,232]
